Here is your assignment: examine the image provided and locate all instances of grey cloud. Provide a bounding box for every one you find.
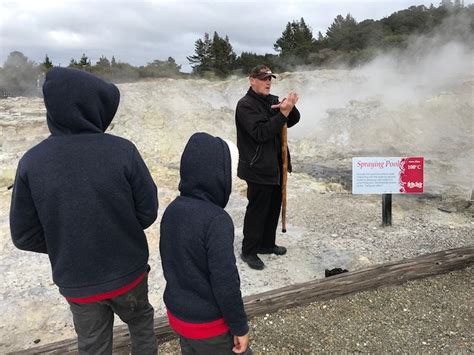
[1,0,473,71]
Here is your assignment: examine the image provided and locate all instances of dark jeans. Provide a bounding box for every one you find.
[242,181,282,256]
[179,332,252,355]
[68,274,157,355]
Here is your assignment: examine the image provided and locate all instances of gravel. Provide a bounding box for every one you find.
[159,267,473,354]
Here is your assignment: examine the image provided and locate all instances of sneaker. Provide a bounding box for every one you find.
[257,245,287,255]
[241,253,265,270]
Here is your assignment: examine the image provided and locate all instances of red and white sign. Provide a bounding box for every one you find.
[399,157,424,193]
[352,157,424,194]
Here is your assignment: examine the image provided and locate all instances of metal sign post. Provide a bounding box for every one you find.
[382,193,392,226]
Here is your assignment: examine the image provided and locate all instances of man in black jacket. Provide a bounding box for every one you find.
[235,65,300,270]
[10,68,158,354]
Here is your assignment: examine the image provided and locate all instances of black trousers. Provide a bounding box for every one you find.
[242,181,282,256]
[67,274,157,355]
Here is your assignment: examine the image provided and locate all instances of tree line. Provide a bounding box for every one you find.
[188,1,473,76]
[0,1,472,96]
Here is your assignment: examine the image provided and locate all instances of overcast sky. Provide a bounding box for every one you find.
[1,0,472,72]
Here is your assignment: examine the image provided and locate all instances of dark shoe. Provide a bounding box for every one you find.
[241,253,265,270]
[257,245,287,255]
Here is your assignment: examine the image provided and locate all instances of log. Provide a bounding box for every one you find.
[244,246,473,316]
[12,246,473,354]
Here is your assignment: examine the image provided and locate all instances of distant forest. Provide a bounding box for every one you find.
[0,1,473,97]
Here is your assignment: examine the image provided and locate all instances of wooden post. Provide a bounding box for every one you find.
[281,123,288,233]
[382,193,392,226]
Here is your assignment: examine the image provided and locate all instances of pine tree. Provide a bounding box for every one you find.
[210,32,236,77]
[187,32,236,77]
[79,53,91,71]
[42,54,53,72]
[274,22,295,56]
[274,18,314,63]
[187,33,213,75]
[326,14,359,51]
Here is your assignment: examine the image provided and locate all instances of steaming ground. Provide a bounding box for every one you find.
[0,68,473,352]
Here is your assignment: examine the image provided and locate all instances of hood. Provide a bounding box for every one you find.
[42,67,120,135]
[179,132,232,208]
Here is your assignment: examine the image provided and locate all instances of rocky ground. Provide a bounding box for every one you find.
[0,71,472,353]
[1,169,472,353]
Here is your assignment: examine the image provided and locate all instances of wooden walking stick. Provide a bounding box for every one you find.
[281,123,288,233]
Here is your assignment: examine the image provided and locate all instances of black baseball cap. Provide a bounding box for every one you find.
[249,65,276,79]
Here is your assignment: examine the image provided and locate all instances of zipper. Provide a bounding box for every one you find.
[250,144,262,167]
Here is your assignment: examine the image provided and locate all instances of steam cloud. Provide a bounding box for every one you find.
[285,12,473,199]
[292,11,473,137]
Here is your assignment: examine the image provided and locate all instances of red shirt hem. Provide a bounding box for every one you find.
[167,310,230,339]
[65,272,145,303]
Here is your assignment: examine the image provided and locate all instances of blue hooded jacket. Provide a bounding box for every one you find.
[160,132,249,336]
[10,67,158,298]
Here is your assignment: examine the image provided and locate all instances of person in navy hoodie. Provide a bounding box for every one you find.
[10,67,158,354]
[160,133,250,354]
